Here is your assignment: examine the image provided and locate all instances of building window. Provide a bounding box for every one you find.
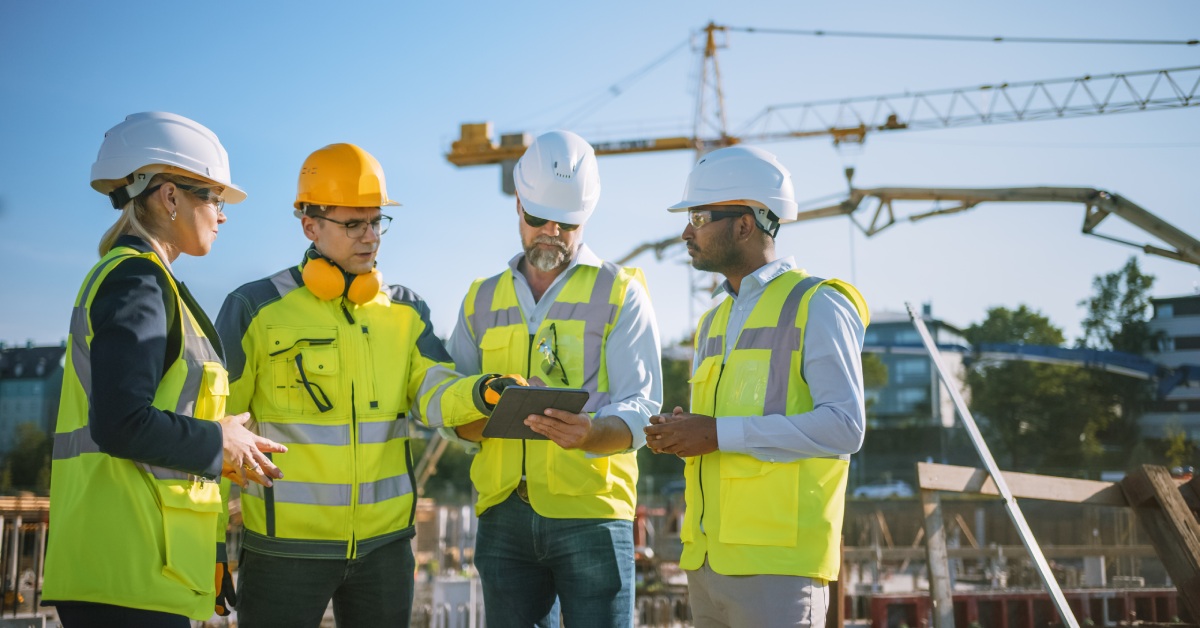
[893,358,928,383]
[894,330,921,345]
[1176,336,1200,350]
[864,330,880,345]
[896,388,928,405]
[1157,303,1174,318]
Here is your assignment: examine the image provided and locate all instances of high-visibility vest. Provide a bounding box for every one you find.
[463,262,644,519]
[221,266,483,558]
[680,270,868,579]
[44,246,227,620]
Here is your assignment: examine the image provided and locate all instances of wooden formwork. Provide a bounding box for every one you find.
[916,462,1200,628]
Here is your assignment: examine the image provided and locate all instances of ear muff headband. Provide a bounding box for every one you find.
[301,250,383,305]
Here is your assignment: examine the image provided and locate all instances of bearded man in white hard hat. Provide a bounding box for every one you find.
[444,130,663,628]
[645,145,870,628]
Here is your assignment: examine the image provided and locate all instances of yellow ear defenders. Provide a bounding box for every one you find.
[301,249,383,305]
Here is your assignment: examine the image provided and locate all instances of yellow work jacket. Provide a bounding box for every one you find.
[462,262,643,520]
[218,264,485,559]
[44,246,227,620]
[681,270,868,579]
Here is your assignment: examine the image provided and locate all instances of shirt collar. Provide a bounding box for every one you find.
[715,256,797,298]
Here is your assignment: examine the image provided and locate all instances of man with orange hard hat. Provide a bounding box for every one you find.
[216,143,521,627]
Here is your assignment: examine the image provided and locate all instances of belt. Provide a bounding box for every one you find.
[515,479,529,503]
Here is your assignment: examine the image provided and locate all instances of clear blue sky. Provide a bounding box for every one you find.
[1,1,1197,349]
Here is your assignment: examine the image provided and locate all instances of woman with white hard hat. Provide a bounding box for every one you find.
[42,112,287,627]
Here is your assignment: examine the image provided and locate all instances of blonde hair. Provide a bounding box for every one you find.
[97,172,211,256]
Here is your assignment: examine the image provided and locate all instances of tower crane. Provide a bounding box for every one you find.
[446,23,1199,173]
[445,23,1199,268]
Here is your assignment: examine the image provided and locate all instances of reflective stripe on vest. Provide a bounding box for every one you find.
[245,474,412,507]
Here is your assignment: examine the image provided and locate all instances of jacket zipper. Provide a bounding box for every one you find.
[349,384,358,559]
[341,296,358,559]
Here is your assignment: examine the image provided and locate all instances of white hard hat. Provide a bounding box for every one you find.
[513,130,600,226]
[90,112,247,209]
[667,145,798,233]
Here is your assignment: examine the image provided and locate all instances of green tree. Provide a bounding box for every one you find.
[861,353,888,390]
[1078,257,1156,354]
[1163,420,1193,469]
[7,423,52,493]
[1076,257,1157,468]
[964,306,1114,474]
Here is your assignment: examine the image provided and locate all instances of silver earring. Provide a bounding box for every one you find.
[170,210,177,221]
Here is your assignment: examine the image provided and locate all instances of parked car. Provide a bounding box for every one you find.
[852,479,914,499]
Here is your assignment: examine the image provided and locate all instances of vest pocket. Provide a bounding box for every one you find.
[480,328,522,375]
[266,327,338,413]
[156,481,222,594]
[717,454,799,547]
[547,449,613,496]
[192,362,229,422]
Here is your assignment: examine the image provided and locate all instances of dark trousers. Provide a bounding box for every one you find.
[56,602,190,628]
[237,536,416,628]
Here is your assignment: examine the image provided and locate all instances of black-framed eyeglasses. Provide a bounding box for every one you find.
[536,322,570,386]
[687,206,751,229]
[313,214,393,239]
[521,205,580,232]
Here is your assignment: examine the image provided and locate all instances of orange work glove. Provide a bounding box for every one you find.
[214,561,236,616]
[477,374,530,410]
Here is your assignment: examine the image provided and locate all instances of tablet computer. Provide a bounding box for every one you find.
[482,386,590,440]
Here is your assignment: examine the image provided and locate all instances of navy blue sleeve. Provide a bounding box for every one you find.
[88,258,223,478]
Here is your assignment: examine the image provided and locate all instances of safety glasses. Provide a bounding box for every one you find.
[536,323,570,386]
[175,184,227,214]
[687,206,751,229]
[143,182,227,213]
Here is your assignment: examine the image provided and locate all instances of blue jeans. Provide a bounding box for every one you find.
[475,492,634,628]
[237,536,415,628]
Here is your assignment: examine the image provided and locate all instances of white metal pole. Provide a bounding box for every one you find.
[906,302,1079,628]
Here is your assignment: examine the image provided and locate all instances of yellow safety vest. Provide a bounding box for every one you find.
[463,262,644,519]
[44,246,227,620]
[680,270,868,579]
[221,266,483,558]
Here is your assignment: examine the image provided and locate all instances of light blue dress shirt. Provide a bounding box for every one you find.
[703,257,867,463]
[445,243,663,454]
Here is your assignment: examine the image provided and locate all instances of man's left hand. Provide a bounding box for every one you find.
[525,408,593,449]
[644,407,718,457]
